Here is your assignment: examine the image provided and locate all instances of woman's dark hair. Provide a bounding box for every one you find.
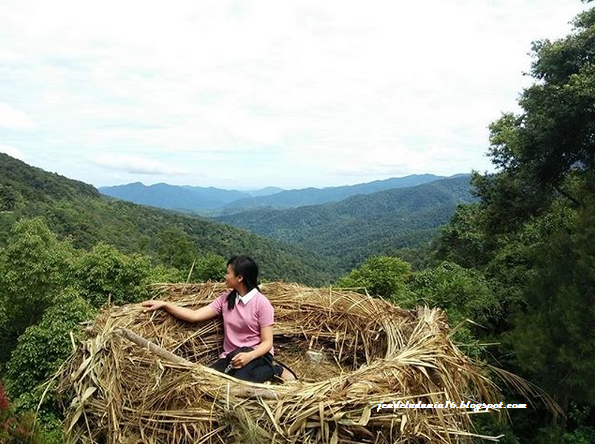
[226,255,260,310]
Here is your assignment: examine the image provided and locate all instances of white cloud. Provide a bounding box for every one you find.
[0,0,588,187]
[0,144,27,161]
[0,103,36,130]
[89,154,188,176]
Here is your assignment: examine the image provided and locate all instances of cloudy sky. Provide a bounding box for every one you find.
[0,0,589,190]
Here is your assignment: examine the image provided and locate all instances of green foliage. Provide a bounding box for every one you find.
[155,227,197,271]
[3,289,90,442]
[0,410,44,444]
[0,152,336,286]
[146,263,185,284]
[35,414,65,444]
[508,184,595,405]
[390,244,435,271]
[5,289,95,403]
[480,8,595,227]
[407,262,498,328]
[485,198,578,323]
[471,168,550,235]
[194,253,227,282]
[216,176,474,273]
[561,404,595,444]
[405,262,499,359]
[436,202,489,268]
[470,7,595,233]
[0,381,52,444]
[0,153,98,204]
[433,5,595,440]
[0,184,21,212]
[336,256,411,300]
[73,242,155,307]
[472,415,521,444]
[518,403,595,444]
[0,218,74,365]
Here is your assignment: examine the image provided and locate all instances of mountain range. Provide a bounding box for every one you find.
[98,183,280,212]
[0,152,472,278]
[215,175,474,270]
[99,174,453,215]
[0,153,333,284]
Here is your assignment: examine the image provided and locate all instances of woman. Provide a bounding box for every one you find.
[142,255,295,382]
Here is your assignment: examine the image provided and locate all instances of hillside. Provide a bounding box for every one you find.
[98,174,450,215]
[99,183,285,213]
[216,176,474,270]
[99,182,252,212]
[0,153,334,284]
[245,186,284,197]
[219,173,448,213]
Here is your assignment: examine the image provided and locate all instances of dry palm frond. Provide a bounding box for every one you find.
[56,282,513,444]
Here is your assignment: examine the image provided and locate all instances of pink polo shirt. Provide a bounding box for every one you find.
[208,290,275,358]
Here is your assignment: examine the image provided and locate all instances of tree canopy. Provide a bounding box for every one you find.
[433,4,595,441]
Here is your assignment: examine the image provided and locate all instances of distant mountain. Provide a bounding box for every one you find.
[99,183,252,211]
[219,174,449,214]
[0,153,334,285]
[244,187,284,197]
[215,175,474,271]
[99,174,453,215]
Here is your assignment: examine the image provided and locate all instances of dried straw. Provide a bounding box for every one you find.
[56,282,508,444]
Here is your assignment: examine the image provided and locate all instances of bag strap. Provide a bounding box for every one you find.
[271,357,298,381]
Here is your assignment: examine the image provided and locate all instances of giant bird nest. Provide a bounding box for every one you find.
[56,282,508,444]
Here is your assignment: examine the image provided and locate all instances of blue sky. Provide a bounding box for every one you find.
[0,0,589,190]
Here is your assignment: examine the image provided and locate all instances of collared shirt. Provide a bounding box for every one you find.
[208,290,275,358]
[238,287,258,305]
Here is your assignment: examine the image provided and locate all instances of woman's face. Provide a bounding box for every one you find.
[225,264,243,290]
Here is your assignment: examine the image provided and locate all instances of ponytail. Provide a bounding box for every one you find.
[226,255,260,310]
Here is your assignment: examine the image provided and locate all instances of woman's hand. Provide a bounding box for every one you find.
[141,300,168,312]
[231,352,254,369]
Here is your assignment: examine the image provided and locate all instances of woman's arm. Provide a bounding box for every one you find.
[230,325,273,368]
[142,300,218,323]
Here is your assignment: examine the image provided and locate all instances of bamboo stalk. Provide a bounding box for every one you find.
[113,327,194,367]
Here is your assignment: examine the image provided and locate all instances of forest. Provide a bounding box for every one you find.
[215,175,474,271]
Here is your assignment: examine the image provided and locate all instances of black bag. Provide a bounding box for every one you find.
[212,347,275,383]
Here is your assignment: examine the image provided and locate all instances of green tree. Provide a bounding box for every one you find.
[73,242,155,307]
[155,227,197,272]
[478,7,595,228]
[0,184,20,212]
[407,262,498,329]
[0,218,74,365]
[335,256,411,300]
[3,289,94,444]
[432,4,595,440]
[4,289,95,407]
[435,202,489,268]
[194,253,227,282]
[510,182,595,408]
[472,5,595,413]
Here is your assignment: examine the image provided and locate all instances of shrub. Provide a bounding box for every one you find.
[73,242,154,307]
[5,289,95,406]
[335,256,411,300]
